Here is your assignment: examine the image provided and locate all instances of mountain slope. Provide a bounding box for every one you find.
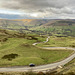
[0,19,75,36]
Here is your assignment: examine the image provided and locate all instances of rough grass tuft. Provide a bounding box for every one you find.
[2,53,19,61]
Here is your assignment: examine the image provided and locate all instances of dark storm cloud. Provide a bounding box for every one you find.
[1,0,50,12]
[0,0,75,18]
[1,0,75,11]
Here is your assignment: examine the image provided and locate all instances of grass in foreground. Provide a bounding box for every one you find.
[0,70,75,75]
[58,58,75,74]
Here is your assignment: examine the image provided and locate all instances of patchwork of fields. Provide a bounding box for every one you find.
[0,19,75,36]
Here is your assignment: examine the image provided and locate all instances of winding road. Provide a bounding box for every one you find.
[32,36,50,45]
[0,36,75,72]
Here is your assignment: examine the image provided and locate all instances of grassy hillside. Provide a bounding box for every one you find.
[57,58,75,75]
[0,29,73,67]
[63,59,75,74]
[30,20,75,36]
[0,38,73,67]
[37,36,75,47]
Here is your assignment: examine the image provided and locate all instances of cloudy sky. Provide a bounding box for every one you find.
[0,0,75,19]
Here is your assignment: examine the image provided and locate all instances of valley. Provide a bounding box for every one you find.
[0,19,75,36]
[0,19,75,74]
[0,29,73,67]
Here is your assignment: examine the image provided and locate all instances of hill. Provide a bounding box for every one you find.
[0,19,75,36]
[0,29,73,67]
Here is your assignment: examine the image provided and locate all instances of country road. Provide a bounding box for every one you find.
[0,37,75,72]
[32,36,50,45]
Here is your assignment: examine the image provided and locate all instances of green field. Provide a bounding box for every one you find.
[0,29,74,67]
[0,37,73,67]
[0,19,75,74]
[37,36,75,47]
[30,25,75,36]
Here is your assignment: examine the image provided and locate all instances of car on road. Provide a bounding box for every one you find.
[29,63,35,67]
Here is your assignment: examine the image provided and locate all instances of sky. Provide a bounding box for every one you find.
[0,0,75,19]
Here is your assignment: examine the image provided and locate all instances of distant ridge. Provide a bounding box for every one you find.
[0,19,75,36]
[14,19,36,22]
